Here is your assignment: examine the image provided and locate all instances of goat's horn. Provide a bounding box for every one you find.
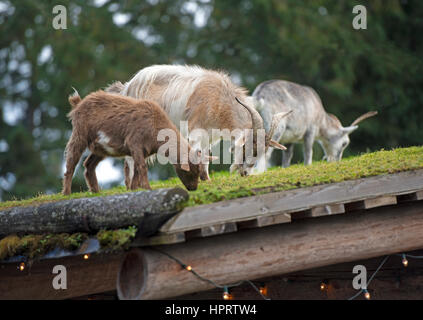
[267,110,293,141]
[351,111,378,126]
[235,97,263,131]
[71,86,79,97]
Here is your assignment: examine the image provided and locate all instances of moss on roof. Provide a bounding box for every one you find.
[1,146,423,210]
[0,233,89,260]
[0,227,137,261]
[96,226,137,251]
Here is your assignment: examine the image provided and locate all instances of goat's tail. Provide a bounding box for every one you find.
[105,81,124,94]
[69,87,81,109]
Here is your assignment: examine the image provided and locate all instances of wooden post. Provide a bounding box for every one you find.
[117,201,423,300]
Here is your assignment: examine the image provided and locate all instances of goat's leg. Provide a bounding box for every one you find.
[124,156,137,190]
[62,134,86,195]
[303,131,315,166]
[130,150,151,190]
[190,138,210,181]
[83,153,104,193]
[254,147,273,173]
[254,154,267,173]
[124,159,130,189]
[282,144,294,168]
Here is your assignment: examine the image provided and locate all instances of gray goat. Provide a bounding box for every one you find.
[251,80,377,173]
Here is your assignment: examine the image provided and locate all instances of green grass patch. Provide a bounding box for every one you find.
[1,146,422,210]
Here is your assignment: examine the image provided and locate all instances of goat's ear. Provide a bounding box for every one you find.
[341,125,359,135]
[180,163,190,172]
[269,140,287,150]
[196,150,219,163]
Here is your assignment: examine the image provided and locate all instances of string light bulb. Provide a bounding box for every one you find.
[223,286,233,300]
[402,254,408,267]
[18,262,25,271]
[186,265,192,271]
[320,280,328,292]
[83,254,90,260]
[364,289,371,300]
[259,284,268,296]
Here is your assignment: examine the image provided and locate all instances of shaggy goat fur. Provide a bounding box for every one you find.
[252,80,377,170]
[107,64,286,179]
[62,90,202,195]
[120,65,252,133]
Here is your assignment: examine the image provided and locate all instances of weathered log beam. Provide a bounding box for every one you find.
[0,188,188,237]
[117,201,423,300]
[177,252,423,300]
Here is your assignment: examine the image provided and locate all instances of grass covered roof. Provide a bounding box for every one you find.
[1,146,422,211]
[1,146,422,261]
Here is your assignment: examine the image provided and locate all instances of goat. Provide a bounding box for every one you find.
[105,65,288,180]
[251,80,377,172]
[62,89,209,195]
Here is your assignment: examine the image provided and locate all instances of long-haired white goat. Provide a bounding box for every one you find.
[107,65,288,182]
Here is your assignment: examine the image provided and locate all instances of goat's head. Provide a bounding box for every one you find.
[230,98,291,176]
[175,149,217,190]
[320,111,378,162]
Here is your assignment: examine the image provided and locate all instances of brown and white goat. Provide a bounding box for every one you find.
[251,80,378,173]
[106,65,287,179]
[62,90,207,195]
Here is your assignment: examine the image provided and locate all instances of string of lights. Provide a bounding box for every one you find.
[152,248,423,300]
[347,255,390,300]
[151,247,271,300]
[346,252,423,300]
[15,248,423,300]
[397,253,423,260]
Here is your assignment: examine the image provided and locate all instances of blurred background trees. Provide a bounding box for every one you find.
[0,0,422,200]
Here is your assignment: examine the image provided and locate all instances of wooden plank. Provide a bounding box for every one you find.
[256,213,291,227]
[345,195,397,212]
[185,222,237,239]
[118,201,423,299]
[238,213,291,229]
[0,253,123,300]
[160,170,423,234]
[132,232,186,246]
[292,204,345,220]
